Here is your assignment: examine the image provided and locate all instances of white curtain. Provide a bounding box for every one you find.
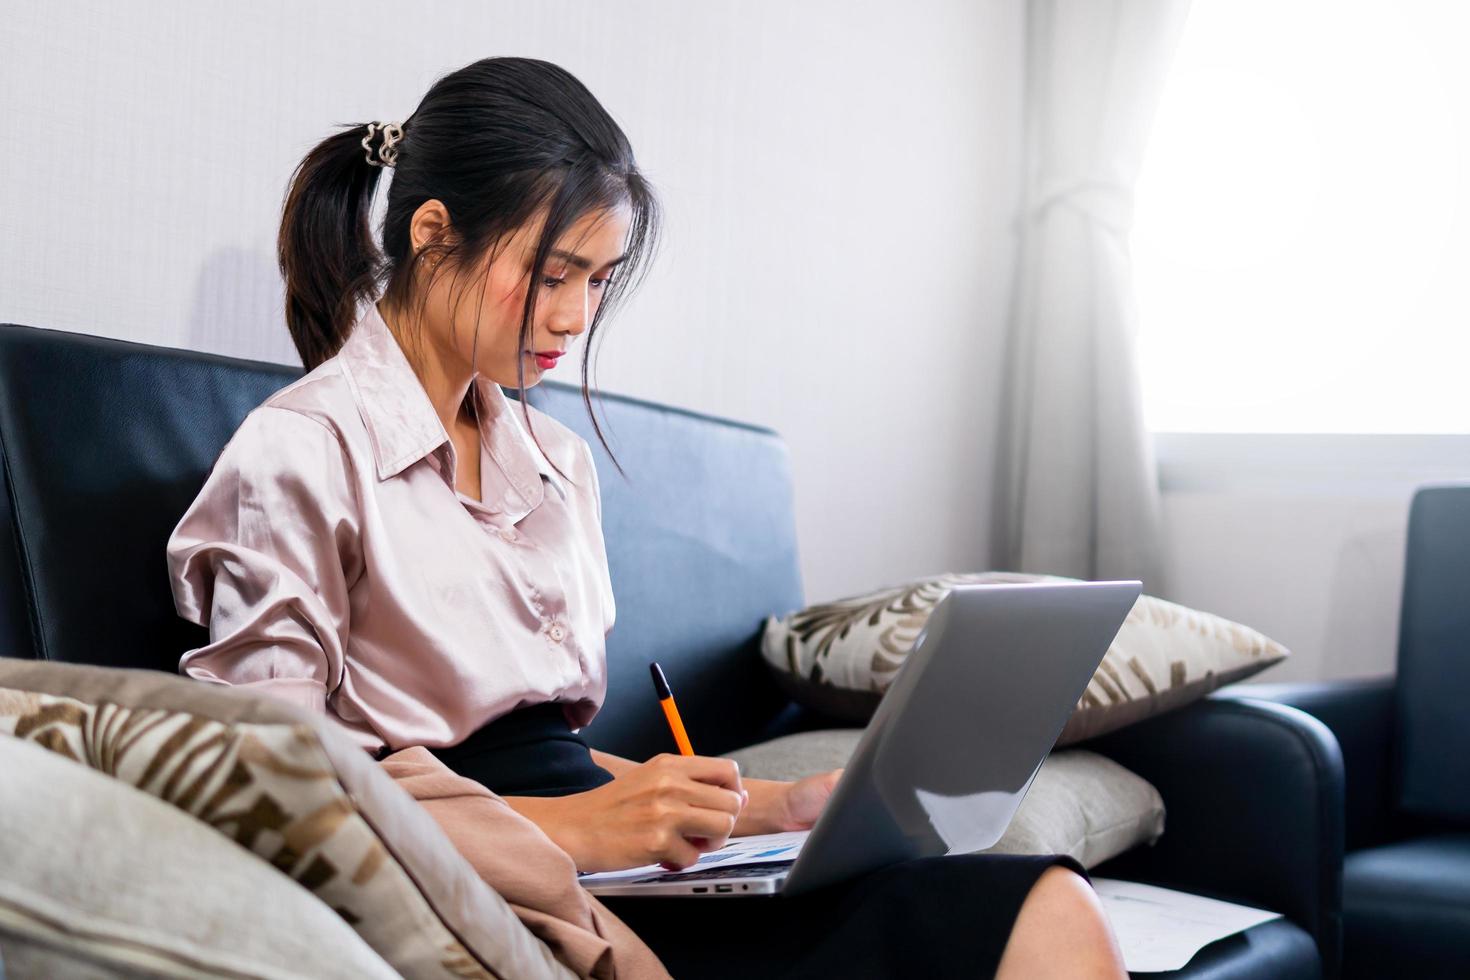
[993,0,1192,595]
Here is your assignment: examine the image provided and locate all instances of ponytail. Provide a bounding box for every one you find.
[277,123,388,370]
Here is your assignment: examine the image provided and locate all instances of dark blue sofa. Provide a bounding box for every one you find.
[1223,484,1470,980]
[0,321,1341,978]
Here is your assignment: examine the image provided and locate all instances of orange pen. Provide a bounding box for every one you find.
[650,662,695,756]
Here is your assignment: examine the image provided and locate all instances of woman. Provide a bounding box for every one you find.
[167,56,1126,979]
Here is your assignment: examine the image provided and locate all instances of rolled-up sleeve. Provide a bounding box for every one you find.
[579,438,616,639]
[167,406,363,720]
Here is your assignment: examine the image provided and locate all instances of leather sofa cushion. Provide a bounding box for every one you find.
[1342,833,1470,979]
[1160,918,1320,980]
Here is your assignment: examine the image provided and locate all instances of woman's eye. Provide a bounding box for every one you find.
[542,276,565,289]
[591,277,612,290]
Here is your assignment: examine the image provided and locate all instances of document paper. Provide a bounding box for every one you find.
[1091,878,1282,972]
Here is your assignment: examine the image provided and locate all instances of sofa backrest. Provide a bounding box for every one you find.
[0,322,808,759]
[1394,482,1470,823]
[0,323,291,673]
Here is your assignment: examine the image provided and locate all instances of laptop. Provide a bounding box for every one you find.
[579,579,1143,898]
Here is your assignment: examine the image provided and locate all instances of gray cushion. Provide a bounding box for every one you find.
[0,658,573,980]
[724,729,1165,868]
[0,732,398,979]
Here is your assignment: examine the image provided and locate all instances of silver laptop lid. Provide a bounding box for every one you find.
[782,580,1142,895]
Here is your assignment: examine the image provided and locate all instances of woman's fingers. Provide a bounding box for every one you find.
[672,799,739,845]
[652,754,746,816]
[654,818,720,868]
[656,753,744,794]
[780,768,843,830]
[670,776,745,818]
[656,836,704,871]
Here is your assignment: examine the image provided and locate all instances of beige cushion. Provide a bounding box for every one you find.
[0,658,575,980]
[724,729,1165,869]
[762,571,1288,745]
[0,731,398,979]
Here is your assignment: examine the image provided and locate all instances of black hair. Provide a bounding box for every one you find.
[277,56,660,479]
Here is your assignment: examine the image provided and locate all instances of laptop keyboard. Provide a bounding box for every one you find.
[631,861,793,884]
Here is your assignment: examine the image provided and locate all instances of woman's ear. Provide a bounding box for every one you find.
[409,199,455,255]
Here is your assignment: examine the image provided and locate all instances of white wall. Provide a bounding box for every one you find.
[0,0,1027,607]
[1157,434,1470,684]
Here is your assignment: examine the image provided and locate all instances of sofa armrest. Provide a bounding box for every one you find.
[1086,697,1344,979]
[1218,676,1397,852]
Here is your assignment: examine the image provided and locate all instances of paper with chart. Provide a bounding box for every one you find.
[1091,878,1282,972]
[576,830,810,884]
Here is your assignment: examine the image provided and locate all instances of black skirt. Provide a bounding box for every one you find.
[434,702,1085,980]
[428,701,616,797]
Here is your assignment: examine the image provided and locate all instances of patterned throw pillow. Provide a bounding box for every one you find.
[0,732,401,979]
[761,571,1289,746]
[0,658,574,980]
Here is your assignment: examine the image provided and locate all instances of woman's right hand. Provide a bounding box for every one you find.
[507,754,748,873]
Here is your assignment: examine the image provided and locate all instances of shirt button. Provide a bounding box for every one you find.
[498,528,518,543]
[548,623,566,642]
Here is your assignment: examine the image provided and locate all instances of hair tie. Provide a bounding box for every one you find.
[362,121,404,168]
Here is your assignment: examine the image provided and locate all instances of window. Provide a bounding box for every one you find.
[1131,0,1470,434]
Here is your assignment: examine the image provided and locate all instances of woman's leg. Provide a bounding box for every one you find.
[995,866,1127,979]
[606,855,1118,979]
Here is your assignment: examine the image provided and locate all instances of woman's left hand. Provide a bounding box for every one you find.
[735,769,843,836]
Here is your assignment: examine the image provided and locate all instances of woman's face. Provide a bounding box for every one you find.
[414,201,632,389]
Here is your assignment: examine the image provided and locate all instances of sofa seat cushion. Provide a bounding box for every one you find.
[1341,833,1470,979]
[723,729,1165,869]
[0,732,399,979]
[1140,918,1319,979]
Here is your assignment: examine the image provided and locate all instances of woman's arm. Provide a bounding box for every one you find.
[588,748,840,837]
[168,407,364,740]
[588,748,639,777]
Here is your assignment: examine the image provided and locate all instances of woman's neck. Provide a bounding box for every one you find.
[376,299,478,437]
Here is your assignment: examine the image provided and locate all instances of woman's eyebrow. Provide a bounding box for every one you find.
[548,248,629,271]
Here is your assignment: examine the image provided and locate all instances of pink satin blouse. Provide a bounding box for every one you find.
[166,301,616,756]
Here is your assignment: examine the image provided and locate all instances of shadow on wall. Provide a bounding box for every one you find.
[1320,521,1407,679]
[185,246,296,367]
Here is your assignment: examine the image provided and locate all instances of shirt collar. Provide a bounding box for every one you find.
[336,301,577,502]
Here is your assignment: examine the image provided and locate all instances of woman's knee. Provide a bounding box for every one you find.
[1030,866,1105,918]
[996,866,1125,979]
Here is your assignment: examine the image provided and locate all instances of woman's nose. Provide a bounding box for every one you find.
[550,288,592,336]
